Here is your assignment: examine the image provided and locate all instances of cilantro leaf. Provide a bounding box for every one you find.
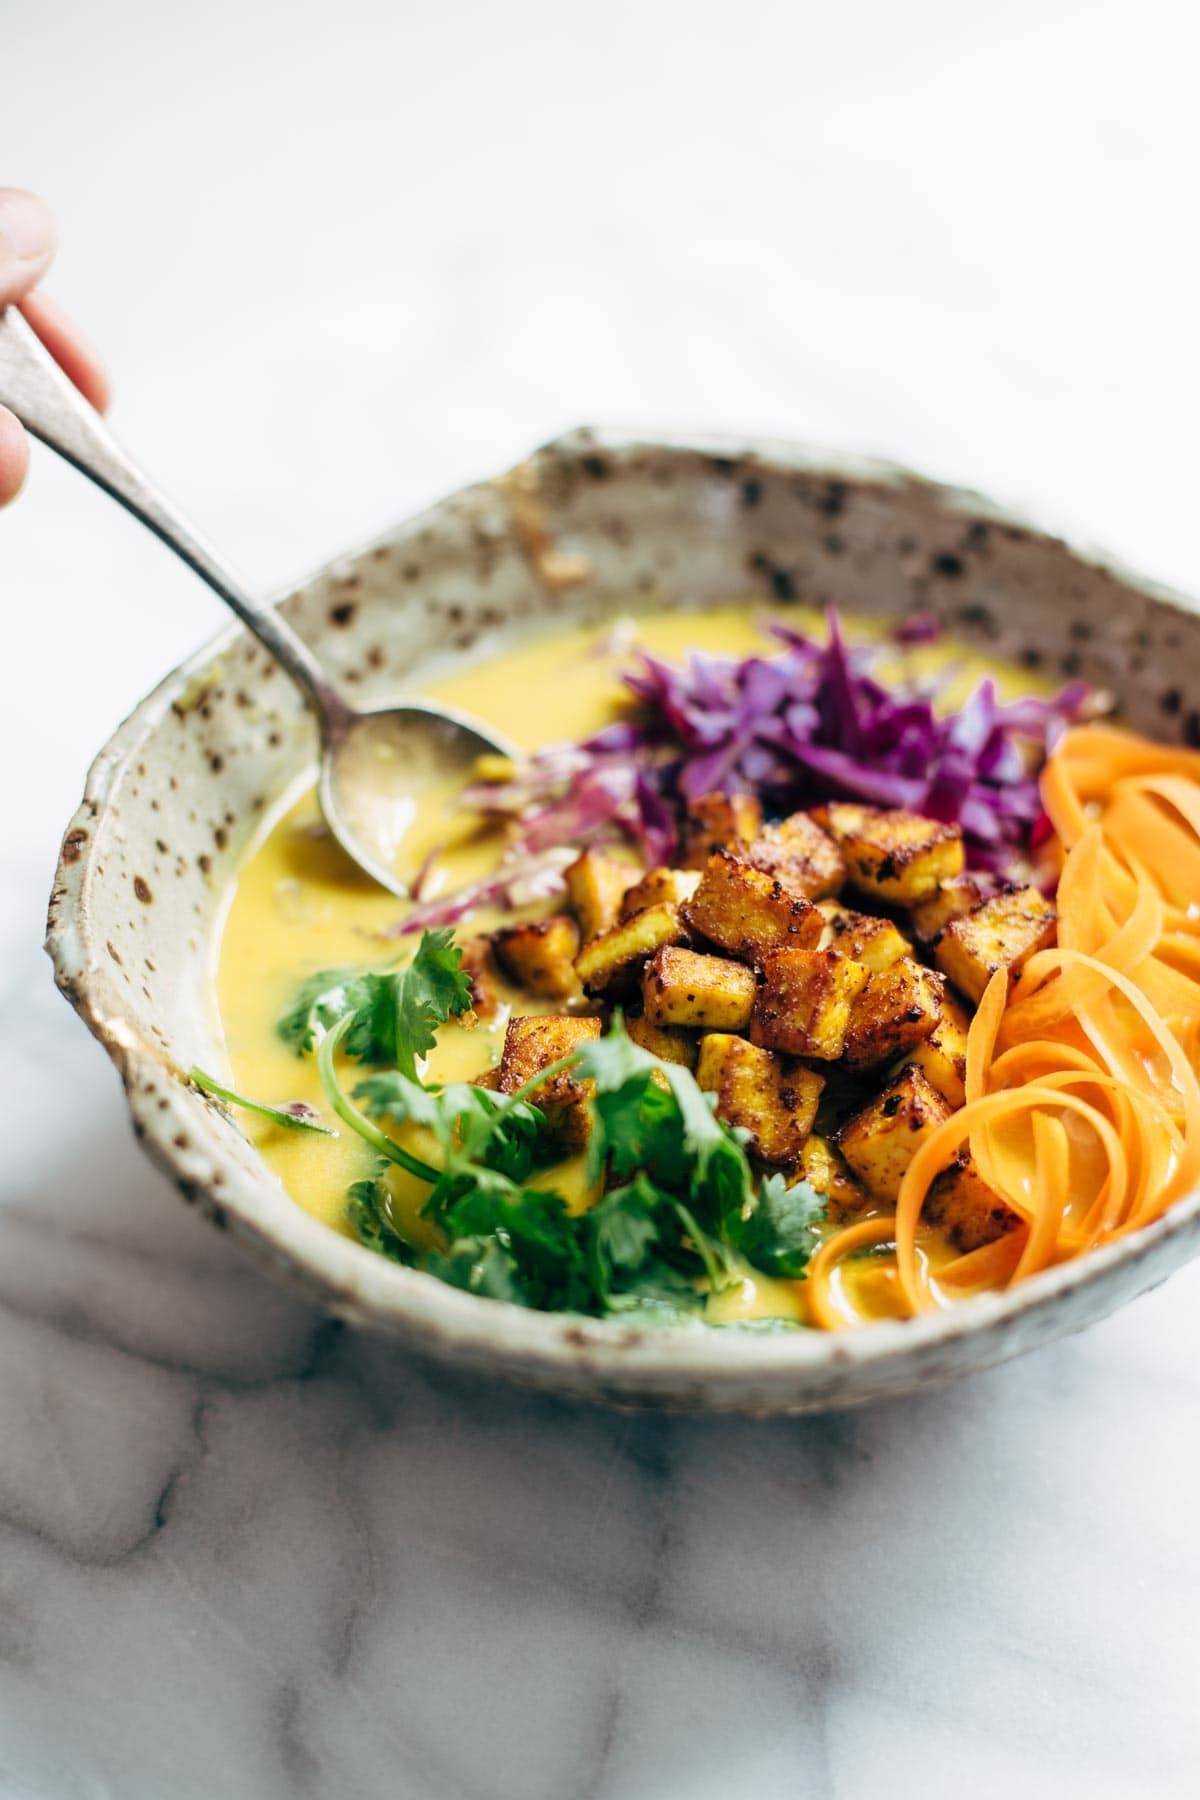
[424,1236,528,1304]
[278,929,473,1073]
[354,1072,551,1182]
[443,1184,592,1312]
[189,1066,335,1136]
[277,967,390,1056]
[388,928,475,1078]
[573,1017,754,1224]
[728,1174,827,1278]
[354,1068,457,1140]
[584,1178,711,1317]
[346,1174,414,1264]
[585,1177,664,1295]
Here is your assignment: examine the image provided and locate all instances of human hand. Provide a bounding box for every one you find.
[0,188,110,506]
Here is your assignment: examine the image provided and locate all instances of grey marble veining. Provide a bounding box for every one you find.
[6,0,1200,1790]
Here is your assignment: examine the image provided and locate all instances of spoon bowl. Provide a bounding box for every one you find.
[320,701,517,897]
[0,304,510,895]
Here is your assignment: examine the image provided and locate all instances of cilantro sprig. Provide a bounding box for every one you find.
[189,1066,335,1136]
[277,927,473,1075]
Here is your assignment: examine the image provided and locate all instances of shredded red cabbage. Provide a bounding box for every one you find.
[394,610,1090,933]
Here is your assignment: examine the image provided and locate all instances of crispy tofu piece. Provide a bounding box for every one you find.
[816,900,911,972]
[457,935,500,1021]
[564,850,640,938]
[495,1014,601,1150]
[746,812,846,900]
[680,790,763,867]
[935,885,1057,1003]
[926,1149,1022,1251]
[575,902,686,995]
[683,851,822,963]
[813,804,964,904]
[695,1034,824,1165]
[493,914,581,998]
[626,1015,698,1068]
[906,988,971,1108]
[751,947,870,1060]
[798,1133,870,1217]
[642,945,756,1031]
[910,873,998,944]
[619,866,702,921]
[809,801,875,839]
[842,959,943,1070]
[836,1065,952,1205]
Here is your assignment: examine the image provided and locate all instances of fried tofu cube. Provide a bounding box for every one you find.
[816,900,911,972]
[642,945,756,1031]
[842,959,943,1070]
[564,849,640,938]
[813,804,964,904]
[906,988,971,1108]
[493,914,581,998]
[495,1014,601,1150]
[695,1034,824,1165]
[575,903,686,995]
[798,1133,870,1217]
[926,1149,1022,1251]
[683,851,822,963]
[746,812,846,900]
[836,1065,952,1204]
[680,790,763,867]
[626,1015,698,1069]
[751,947,870,1060]
[809,801,875,838]
[619,866,702,920]
[910,873,997,945]
[935,885,1057,1003]
[457,935,500,1021]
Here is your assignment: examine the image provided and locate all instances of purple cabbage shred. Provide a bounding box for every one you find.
[394,609,1090,933]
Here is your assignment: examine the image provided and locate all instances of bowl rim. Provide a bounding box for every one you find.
[45,425,1200,1394]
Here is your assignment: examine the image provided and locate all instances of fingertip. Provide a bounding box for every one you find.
[0,407,30,507]
[0,189,56,302]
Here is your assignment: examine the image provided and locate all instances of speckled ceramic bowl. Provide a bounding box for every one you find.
[47,429,1200,1413]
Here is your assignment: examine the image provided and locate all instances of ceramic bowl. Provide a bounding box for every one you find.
[47,429,1200,1413]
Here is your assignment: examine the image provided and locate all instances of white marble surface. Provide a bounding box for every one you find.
[4,2,1200,1793]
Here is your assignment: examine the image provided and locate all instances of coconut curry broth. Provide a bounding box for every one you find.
[214,606,1042,1325]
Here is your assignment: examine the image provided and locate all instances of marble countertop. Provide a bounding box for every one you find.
[5,2,1200,1793]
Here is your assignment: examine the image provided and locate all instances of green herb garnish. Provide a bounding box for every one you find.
[277,927,473,1074]
[276,936,830,1320]
[347,1172,414,1263]
[189,1067,335,1136]
[727,1171,826,1278]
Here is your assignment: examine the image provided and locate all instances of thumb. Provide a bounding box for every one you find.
[0,189,56,305]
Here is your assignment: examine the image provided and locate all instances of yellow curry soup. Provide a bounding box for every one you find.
[214,606,1053,1328]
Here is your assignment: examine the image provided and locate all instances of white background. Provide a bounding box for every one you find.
[3,3,1200,1795]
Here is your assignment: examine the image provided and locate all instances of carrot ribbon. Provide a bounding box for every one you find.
[806,724,1200,1330]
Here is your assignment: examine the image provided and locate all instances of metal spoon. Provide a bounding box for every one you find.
[0,305,513,898]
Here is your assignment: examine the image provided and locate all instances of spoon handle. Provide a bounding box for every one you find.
[0,306,352,734]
